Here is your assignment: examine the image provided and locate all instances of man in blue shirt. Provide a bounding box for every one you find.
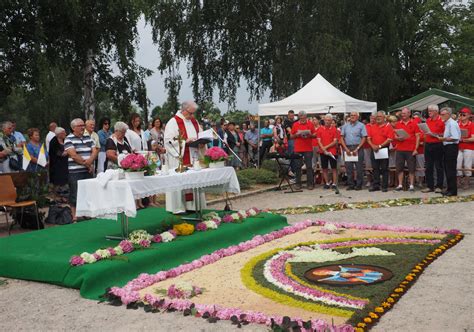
[244,122,259,166]
[259,119,273,164]
[439,107,461,196]
[340,112,367,190]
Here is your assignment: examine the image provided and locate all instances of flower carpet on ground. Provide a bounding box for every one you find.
[104,220,463,331]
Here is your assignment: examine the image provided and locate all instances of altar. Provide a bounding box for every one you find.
[76,167,240,221]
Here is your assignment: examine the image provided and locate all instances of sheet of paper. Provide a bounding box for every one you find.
[198,129,214,140]
[461,129,469,138]
[417,123,431,134]
[374,147,389,160]
[344,151,359,162]
[394,129,409,139]
[326,152,337,160]
[297,130,311,137]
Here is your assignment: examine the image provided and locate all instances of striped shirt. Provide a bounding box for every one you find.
[64,133,95,173]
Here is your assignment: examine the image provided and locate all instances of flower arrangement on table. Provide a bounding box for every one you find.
[119,152,158,176]
[202,147,229,167]
[69,207,262,266]
[120,153,148,172]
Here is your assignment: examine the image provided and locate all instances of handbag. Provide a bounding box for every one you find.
[9,154,21,171]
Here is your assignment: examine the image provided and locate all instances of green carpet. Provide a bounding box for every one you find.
[0,208,287,299]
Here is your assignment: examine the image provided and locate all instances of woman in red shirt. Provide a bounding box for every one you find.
[457,107,474,189]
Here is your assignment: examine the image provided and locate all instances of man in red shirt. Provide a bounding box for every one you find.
[421,104,445,193]
[367,111,394,192]
[317,113,340,189]
[290,111,317,190]
[457,107,474,189]
[364,114,376,188]
[394,107,420,191]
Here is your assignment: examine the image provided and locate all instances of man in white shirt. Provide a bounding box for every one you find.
[46,122,57,152]
[439,107,461,196]
[164,101,206,213]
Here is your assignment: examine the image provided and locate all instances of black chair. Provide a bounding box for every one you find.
[267,152,303,193]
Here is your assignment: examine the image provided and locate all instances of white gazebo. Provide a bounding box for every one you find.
[258,74,377,116]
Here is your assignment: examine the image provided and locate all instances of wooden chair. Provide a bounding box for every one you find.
[0,175,41,235]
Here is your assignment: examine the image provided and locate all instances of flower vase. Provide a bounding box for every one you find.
[209,161,225,168]
[124,171,145,180]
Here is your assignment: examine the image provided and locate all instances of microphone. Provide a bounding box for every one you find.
[168,140,181,156]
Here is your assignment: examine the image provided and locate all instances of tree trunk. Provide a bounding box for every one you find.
[83,49,95,120]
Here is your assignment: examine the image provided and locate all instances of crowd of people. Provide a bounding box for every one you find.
[0,102,472,220]
[251,106,473,196]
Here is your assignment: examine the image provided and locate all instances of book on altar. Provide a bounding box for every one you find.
[417,123,441,137]
[394,129,409,139]
[344,151,358,162]
[461,129,469,138]
[189,129,213,147]
[374,147,389,159]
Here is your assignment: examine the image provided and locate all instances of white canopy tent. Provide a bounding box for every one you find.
[258,74,377,116]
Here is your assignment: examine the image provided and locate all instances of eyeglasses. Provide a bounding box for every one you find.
[104,122,110,125]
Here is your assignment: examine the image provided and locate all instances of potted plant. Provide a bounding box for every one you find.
[120,153,149,179]
[203,147,229,168]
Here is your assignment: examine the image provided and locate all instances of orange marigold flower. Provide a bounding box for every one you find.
[382,302,392,308]
[357,323,366,328]
[387,297,395,303]
[375,307,384,313]
[394,288,404,293]
[369,312,379,319]
[355,328,365,332]
[364,317,372,324]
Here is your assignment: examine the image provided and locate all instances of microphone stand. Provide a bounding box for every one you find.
[210,128,242,162]
[168,140,186,172]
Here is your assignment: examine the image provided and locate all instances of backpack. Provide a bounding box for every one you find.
[13,207,45,230]
[45,205,73,225]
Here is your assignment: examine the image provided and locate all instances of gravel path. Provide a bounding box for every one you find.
[1,188,473,332]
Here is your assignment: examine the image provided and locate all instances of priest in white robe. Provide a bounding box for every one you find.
[164,100,206,213]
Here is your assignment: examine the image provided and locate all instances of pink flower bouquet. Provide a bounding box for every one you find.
[203,147,228,164]
[120,153,148,172]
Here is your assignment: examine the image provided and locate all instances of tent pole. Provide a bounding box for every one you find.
[257,115,260,168]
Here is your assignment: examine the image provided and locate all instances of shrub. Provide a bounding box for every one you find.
[237,172,255,190]
[238,168,278,185]
[261,159,279,173]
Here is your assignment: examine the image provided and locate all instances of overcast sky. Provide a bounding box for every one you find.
[134,17,269,114]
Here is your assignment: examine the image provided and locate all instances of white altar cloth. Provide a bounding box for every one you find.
[76,167,240,220]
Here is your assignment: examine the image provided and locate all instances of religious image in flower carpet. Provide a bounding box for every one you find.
[105,220,463,331]
[304,265,393,286]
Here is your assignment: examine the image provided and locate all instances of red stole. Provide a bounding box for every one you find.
[174,115,199,165]
[174,115,199,202]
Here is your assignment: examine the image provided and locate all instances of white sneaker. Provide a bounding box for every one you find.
[289,179,296,184]
[366,182,371,187]
[409,185,415,192]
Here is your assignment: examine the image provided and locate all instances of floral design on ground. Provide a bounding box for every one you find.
[271,194,474,215]
[104,220,463,331]
[69,208,261,266]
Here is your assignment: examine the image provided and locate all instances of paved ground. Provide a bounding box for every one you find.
[0,186,473,331]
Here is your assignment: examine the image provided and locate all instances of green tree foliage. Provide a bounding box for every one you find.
[1,0,148,126]
[146,0,473,110]
[1,0,473,132]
